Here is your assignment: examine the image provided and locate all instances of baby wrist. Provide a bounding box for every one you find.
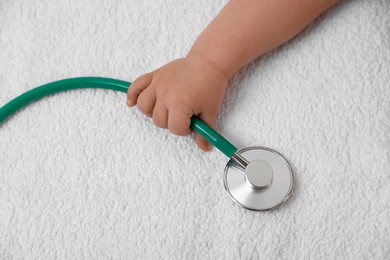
[186,50,231,82]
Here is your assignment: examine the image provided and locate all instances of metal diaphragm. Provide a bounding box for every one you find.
[224,146,294,211]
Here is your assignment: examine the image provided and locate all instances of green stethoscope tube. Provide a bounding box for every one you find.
[0,77,238,158]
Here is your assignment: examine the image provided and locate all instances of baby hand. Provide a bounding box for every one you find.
[127,52,229,151]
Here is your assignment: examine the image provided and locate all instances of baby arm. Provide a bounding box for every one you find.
[127,0,337,151]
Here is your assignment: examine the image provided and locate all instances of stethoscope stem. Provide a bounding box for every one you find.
[190,118,248,169]
[189,117,238,157]
[231,153,249,170]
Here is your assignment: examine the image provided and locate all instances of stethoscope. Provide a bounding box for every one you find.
[0,77,294,211]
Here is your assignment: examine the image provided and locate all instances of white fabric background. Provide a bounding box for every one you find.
[0,0,389,259]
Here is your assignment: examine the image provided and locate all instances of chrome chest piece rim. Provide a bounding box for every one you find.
[224,146,294,211]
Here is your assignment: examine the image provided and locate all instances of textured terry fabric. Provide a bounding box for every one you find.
[0,0,389,259]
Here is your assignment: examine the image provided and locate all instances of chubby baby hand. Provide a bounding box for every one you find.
[127,51,229,151]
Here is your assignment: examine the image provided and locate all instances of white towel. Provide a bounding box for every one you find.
[0,0,389,258]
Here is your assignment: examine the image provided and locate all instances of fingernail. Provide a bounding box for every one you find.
[126,100,131,107]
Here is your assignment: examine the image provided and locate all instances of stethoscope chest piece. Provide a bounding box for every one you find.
[224,146,294,211]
